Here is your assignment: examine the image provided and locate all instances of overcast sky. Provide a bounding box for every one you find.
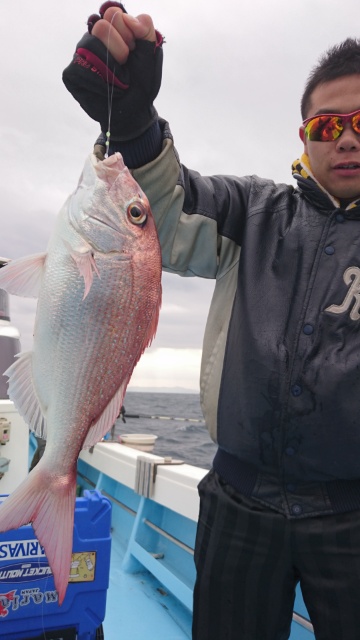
[0,0,358,391]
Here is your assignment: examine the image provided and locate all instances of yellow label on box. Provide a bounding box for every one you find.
[68,551,96,583]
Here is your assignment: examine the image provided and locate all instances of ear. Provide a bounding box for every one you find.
[299,125,309,156]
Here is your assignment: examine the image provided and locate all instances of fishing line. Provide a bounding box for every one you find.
[105,11,120,158]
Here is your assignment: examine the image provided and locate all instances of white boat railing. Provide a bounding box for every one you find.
[79,441,206,521]
[77,469,194,555]
[79,441,204,611]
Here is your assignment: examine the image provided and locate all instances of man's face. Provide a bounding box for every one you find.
[301,75,360,202]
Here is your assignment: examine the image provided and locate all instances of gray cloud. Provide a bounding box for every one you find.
[1,0,358,361]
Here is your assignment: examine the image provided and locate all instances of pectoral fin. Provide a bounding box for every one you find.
[63,241,100,300]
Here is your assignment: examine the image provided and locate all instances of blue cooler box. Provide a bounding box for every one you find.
[0,490,111,640]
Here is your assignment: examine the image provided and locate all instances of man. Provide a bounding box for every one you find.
[63,5,360,638]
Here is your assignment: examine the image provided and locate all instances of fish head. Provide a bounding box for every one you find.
[68,153,159,255]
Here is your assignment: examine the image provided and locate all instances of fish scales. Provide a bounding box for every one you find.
[0,152,162,604]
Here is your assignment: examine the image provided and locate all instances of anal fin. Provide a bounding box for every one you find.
[82,380,128,448]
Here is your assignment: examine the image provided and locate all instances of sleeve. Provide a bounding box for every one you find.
[131,121,253,279]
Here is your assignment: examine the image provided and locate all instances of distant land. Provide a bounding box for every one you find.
[127,386,199,394]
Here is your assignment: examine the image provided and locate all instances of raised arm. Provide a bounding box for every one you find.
[63,1,163,160]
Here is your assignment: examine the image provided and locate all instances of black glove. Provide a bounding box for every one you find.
[62,3,164,141]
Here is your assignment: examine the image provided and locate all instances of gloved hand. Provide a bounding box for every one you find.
[62,2,164,141]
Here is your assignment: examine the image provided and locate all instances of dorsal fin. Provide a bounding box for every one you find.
[0,253,46,297]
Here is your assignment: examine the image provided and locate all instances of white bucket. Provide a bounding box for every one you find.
[119,433,158,452]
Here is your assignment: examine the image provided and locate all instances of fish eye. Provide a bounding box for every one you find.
[127,200,147,226]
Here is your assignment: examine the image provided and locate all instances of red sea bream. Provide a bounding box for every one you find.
[0,152,162,603]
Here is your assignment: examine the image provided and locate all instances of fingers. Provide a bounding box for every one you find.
[92,9,134,64]
[123,14,156,43]
[91,8,156,65]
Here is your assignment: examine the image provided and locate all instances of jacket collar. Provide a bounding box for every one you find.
[292,153,360,216]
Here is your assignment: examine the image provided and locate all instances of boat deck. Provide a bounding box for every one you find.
[104,535,192,639]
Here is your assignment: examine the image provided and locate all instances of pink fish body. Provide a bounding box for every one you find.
[0,152,162,603]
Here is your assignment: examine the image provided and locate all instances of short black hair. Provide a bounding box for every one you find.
[301,38,360,119]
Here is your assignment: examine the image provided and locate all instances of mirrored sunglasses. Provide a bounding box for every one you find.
[302,109,360,142]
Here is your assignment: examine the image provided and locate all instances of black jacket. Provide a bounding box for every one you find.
[133,127,360,518]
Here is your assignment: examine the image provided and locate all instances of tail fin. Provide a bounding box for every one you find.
[0,462,76,605]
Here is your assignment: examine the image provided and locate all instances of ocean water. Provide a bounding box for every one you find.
[113,391,217,470]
